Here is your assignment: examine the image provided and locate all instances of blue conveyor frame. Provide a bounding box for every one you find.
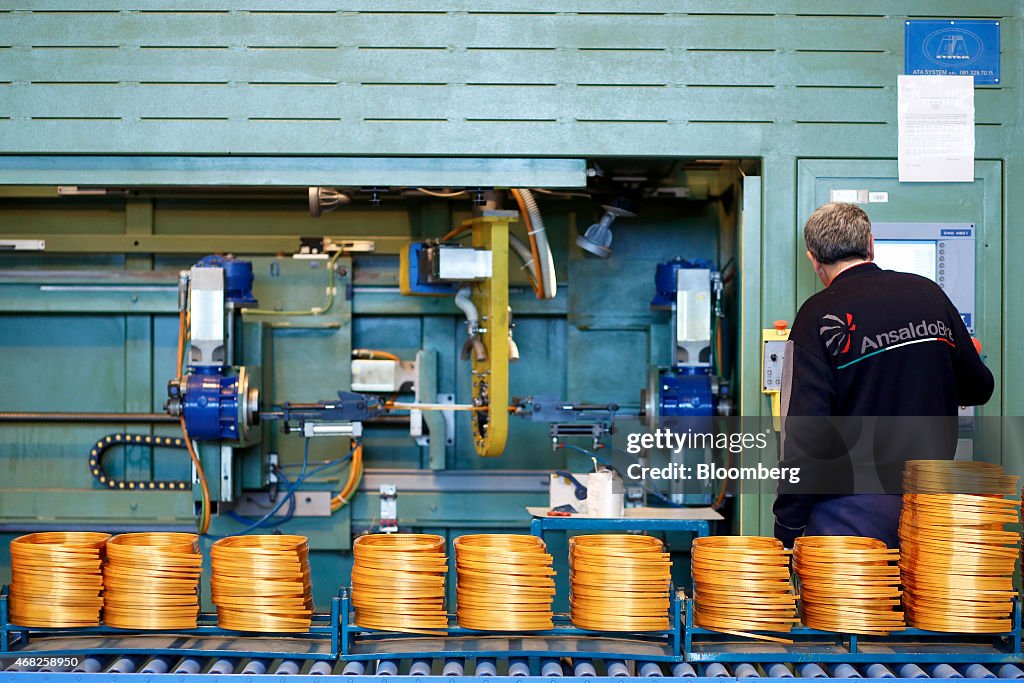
[0,587,341,660]
[2,584,1023,667]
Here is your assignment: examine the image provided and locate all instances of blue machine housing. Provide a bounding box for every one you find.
[652,259,720,417]
[659,366,714,417]
[651,257,715,308]
[172,370,242,441]
[195,254,258,306]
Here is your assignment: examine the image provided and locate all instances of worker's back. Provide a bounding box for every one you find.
[778,261,994,503]
[785,261,992,419]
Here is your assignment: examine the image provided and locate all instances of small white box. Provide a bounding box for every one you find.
[351,359,400,392]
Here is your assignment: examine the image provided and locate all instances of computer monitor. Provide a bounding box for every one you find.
[871,223,975,332]
[873,240,937,281]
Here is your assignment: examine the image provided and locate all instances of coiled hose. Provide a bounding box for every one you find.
[512,189,557,299]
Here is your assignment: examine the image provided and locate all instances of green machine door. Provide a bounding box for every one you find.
[796,159,1003,416]
[792,159,1007,511]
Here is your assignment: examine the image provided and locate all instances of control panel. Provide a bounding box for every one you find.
[761,320,790,431]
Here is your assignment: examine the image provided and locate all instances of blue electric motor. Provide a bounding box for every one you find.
[194,254,258,306]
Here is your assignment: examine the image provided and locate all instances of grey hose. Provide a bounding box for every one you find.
[508,233,540,285]
[516,189,557,299]
[454,286,487,361]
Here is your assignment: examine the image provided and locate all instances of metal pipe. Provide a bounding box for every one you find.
[309,661,334,676]
[365,416,412,425]
[831,664,862,678]
[573,659,597,677]
[0,411,175,423]
[606,661,630,677]
[274,660,302,676]
[72,657,106,673]
[442,658,465,677]
[375,660,399,676]
[864,664,894,679]
[342,661,367,676]
[639,662,664,677]
[208,659,235,675]
[767,664,794,679]
[476,659,497,677]
[409,660,432,676]
[705,663,730,678]
[174,658,203,675]
[965,664,997,679]
[672,663,698,678]
[999,665,1024,679]
[898,664,929,679]
[107,657,139,674]
[798,663,828,678]
[540,659,564,677]
[242,660,271,675]
[141,657,172,674]
[929,664,963,679]
[509,658,531,677]
[734,663,760,678]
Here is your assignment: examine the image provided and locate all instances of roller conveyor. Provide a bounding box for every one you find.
[5,658,1024,679]
[3,588,1024,682]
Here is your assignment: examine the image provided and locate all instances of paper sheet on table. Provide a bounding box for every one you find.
[897,75,975,183]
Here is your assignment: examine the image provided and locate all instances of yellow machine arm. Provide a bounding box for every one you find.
[468,212,514,456]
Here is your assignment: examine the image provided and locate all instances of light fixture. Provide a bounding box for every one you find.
[576,204,636,258]
[308,186,351,217]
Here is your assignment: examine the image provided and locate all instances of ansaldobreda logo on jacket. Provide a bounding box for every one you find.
[820,313,856,356]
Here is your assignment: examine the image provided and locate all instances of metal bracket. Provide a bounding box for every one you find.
[235,490,332,517]
[379,484,398,533]
[439,393,456,448]
[219,445,233,503]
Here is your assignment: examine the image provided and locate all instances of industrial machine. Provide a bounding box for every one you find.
[0,165,1006,680]
[0,3,1013,676]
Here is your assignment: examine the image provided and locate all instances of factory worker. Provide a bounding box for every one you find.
[773,202,993,548]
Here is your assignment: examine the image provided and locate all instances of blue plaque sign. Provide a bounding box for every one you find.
[905,19,1000,85]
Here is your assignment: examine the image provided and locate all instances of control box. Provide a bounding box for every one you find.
[761,321,790,431]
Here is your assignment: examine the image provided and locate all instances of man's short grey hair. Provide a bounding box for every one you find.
[804,202,872,265]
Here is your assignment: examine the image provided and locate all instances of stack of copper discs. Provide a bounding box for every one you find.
[211,535,313,632]
[103,532,202,629]
[691,536,798,642]
[901,460,1020,632]
[569,534,671,631]
[903,460,1019,496]
[455,534,555,630]
[351,533,448,634]
[8,532,109,627]
[793,536,904,635]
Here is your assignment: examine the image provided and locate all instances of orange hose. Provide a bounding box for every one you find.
[180,418,212,535]
[175,306,211,535]
[440,223,472,242]
[353,349,401,362]
[510,189,544,299]
[176,311,186,376]
[330,442,363,512]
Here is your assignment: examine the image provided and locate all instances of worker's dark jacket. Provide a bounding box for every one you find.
[773,262,994,548]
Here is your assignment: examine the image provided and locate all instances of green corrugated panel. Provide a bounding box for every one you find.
[0,6,1018,155]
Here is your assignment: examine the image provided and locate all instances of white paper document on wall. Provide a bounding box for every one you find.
[897,75,975,183]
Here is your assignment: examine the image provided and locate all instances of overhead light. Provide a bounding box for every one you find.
[576,203,636,259]
[308,186,351,217]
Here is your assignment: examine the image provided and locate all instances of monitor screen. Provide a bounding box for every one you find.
[873,240,937,281]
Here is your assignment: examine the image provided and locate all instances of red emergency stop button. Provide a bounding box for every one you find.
[774,320,789,334]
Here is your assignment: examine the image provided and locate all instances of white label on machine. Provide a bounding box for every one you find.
[829,189,868,204]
